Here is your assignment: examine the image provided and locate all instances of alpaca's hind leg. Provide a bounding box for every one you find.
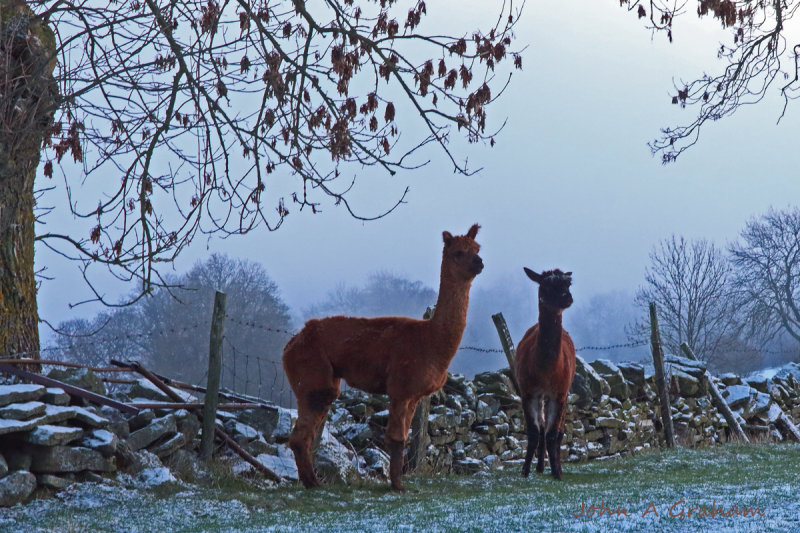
[544,399,565,480]
[385,397,417,492]
[535,430,547,473]
[287,369,340,489]
[290,386,339,488]
[535,395,547,474]
[521,396,540,478]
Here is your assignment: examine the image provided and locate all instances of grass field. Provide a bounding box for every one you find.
[3,443,798,532]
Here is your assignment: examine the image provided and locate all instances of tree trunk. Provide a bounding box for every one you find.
[0,1,58,362]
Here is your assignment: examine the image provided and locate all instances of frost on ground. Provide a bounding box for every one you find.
[0,444,798,533]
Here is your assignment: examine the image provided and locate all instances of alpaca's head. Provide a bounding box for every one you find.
[524,267,573,310]
[442,224,483,280]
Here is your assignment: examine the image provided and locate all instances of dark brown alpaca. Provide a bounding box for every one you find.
[514,267,575,480]
[283,224,483,491]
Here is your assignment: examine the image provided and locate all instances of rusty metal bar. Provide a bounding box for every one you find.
[126,402,268,410]
[0,358,129,373]
[110,359,281,482]
[0,363,139,415]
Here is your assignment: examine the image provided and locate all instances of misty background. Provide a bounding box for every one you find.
[37,1,800,394]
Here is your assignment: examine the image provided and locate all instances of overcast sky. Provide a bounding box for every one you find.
[36,1,800,346]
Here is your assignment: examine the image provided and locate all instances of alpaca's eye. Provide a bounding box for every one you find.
[454,251,464,258]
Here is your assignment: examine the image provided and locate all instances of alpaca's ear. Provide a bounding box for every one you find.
[565,272,573,277]
[523,267,542,284]
[466,224,480,240]
[442,231,454,245]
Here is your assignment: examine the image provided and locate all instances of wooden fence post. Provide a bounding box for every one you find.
[649,303,675,448]
[491,312,521,397]
[200,290,226,461]
[679,343,750,443]
[407,306,435,472]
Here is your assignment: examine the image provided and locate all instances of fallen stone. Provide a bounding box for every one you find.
[596,417,625,429]
[70,406,110,428]
[664,354,706,378]
[0,471,36,507]
[590,359,630,400]
[574,355,611,401]
[765,403,785,424]
[0,417,41,436]
[744,391,772,418]
[339,423,372,448]
[41,405,81,425]
[314,428,358,483]
[127,409,156,432]
[361,447,389,478]
[719,373,742,386]
[29,445,116,473]
[474,372,513,395]
[224,420,259,442]
[256,445,298,480]
[671,368,703,398]
[429,408,461,431]
[0,401,46,420]
[126,414,177,452]
[745,376,769,394]
[271,407,295,443]
[722,385,754,410]
[79,429,119,456]
[453,457,487,475]
[476,395,500,421]
[246,436,274,457]
[617,362,646,388]
[37,474,73,490]
[149,433,186,459]
[100,406,130,439]
[125,379,197,403]
[175,409,201,445]
[41,388,71,406]
[135,466,177,487]
[23,425,84,446]
[446,374,477,409]
[5,451,31,472]
[0,385,45,408]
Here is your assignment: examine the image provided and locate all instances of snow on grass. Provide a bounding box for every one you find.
[1,443,798,532]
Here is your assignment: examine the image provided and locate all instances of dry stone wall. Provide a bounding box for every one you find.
[0,357,799,506]
[326,356,800,475]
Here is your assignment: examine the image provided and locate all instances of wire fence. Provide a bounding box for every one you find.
[5,311,794,411]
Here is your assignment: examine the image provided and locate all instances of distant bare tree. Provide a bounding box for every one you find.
[54,254,293,396]
[635,235,739,363]
[306,270,436,319]
[730,207,800,350]
[620,0,800,163]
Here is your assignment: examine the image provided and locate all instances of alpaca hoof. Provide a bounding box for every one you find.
[390,480,406,492]
[521,466,530,478]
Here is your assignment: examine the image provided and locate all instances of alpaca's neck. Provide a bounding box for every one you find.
[429,270,471,361]
[537,303,563,362]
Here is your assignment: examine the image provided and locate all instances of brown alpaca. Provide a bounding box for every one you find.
[514,267,575,480]
[283,224,483,491]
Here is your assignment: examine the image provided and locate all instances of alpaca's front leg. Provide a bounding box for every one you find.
[386,397,416,492]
